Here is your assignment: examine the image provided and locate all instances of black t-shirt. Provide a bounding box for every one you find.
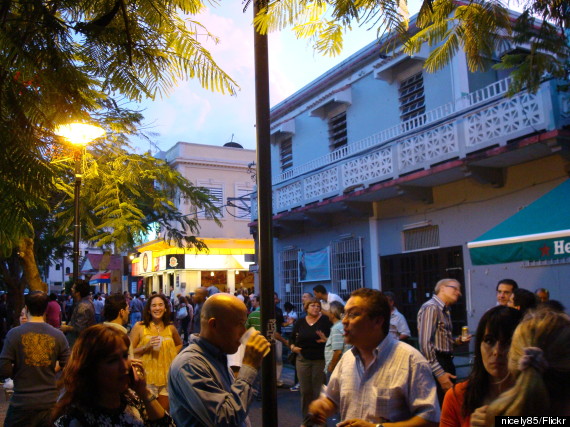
[291,315,332,360]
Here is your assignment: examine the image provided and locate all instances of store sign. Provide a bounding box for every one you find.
[166,254,185,270]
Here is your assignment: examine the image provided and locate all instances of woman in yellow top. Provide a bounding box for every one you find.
[131,294,182,411]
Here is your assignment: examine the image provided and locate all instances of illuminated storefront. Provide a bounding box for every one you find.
[131,238,255,296]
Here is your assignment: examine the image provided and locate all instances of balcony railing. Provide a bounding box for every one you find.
[253,78,564,218]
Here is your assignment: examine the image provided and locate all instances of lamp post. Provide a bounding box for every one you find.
[55,123,106,286]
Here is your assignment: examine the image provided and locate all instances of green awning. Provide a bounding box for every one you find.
[468,180,570,265]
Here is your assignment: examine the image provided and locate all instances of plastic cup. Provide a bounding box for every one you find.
[240,327,270,356]
[152,335,163,351]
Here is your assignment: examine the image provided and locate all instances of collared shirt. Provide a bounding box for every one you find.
[324,321,349,372]
[389,308,411,339]
[245,307,261,332]
[321,292,345,311]
[129,298,144,313]
[168,335,257,427]
[417,295,454,377]
[67,297,95,347]
[326,335,440,423]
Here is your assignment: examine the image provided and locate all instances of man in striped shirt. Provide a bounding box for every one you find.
[417,278,470,404]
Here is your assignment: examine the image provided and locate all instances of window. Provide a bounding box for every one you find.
[55,264,61,271]
[65,267,70,274]
[328,111,348,150]
[331,237,364,299]
[233,185,252,219]
[279,249,302,313]
[403,225,439,252]
[198,183,224,219]
[399,72,425,122]
[280,137,293,172]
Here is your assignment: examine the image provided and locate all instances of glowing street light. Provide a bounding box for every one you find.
[55,122,106,286]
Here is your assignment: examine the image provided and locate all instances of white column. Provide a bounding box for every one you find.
[227,270,236,294]
[369,203,381,290]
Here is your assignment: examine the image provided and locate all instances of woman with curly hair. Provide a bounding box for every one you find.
[440,306,522,426]
[52,324,174,426]
[130,294,182,411]
[484,309,570,423]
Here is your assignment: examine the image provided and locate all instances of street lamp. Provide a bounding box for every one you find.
[55,123,106,286]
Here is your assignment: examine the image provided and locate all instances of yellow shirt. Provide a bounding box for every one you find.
[139,324,178,387]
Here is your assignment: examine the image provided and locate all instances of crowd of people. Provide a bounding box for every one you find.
[0,279,566,426]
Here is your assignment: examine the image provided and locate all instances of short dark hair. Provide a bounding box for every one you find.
[350,288,390,336]
[284,301,294,312]
[73,280,90,298]
[313,285,327,295]
[103,294,127,322]
[383,291,395,302]
[513,288,538,315]
[25,291,49,316]
[49,292,57,301]
[496,279,518,292]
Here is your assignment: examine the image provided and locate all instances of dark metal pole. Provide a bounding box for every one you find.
[72,150,82,286]
[253,1,278,425]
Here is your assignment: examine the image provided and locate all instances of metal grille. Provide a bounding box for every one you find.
[331,237,364,300]
[279,249,302,313]
[328,112,348,150]
[403,225,439,252]
[399,73,425,122]
[280,137,293,172]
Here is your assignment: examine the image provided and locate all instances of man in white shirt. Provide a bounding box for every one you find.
[383,291,411,340]
[313,285,344,314]
[307,288,439,427]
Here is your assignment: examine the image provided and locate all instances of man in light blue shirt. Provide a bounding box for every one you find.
[168,293,270,427]
[307,288,439,427]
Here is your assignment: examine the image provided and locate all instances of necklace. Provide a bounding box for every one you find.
[491,372,510,385]
[151,321,162,333]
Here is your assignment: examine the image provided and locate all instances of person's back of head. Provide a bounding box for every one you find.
[513,288,538,315]
[284,301,294,312]
[313,285,327,295]
[328,301,345,320]
[538,300,565,313]
[103,294,127,322]
[488,309,570,419]
[74,280,90,298]
[49,292,57,302]
[25,291,49,317]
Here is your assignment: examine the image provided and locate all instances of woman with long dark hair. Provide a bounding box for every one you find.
[52,324,173,426]
[440,306,522,426]
[130,294,182,411]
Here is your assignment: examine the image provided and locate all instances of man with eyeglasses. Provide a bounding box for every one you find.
[306,288,439,427]
[417,278,471,405]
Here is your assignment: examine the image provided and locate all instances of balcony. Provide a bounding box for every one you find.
[252,78,570,219]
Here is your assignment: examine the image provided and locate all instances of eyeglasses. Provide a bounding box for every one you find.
[344,311,365,320]
[444,284,461,292]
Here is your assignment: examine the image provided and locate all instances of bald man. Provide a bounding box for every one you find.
[168,294,270,427]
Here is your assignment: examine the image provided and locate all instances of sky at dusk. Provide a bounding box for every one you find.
[133,1,422,153]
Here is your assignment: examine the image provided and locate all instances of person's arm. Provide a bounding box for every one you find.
[0,333,14,379]
[129,359,168,421]
[170,325,183,353]
[130,323,152,356]
[395,313,411,340]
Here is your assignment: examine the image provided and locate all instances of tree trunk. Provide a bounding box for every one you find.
[0,253,25,327]
[18,237,46,292]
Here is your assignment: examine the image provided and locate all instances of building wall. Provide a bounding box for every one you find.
[373,155,569,329]
[164,142,256,240]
